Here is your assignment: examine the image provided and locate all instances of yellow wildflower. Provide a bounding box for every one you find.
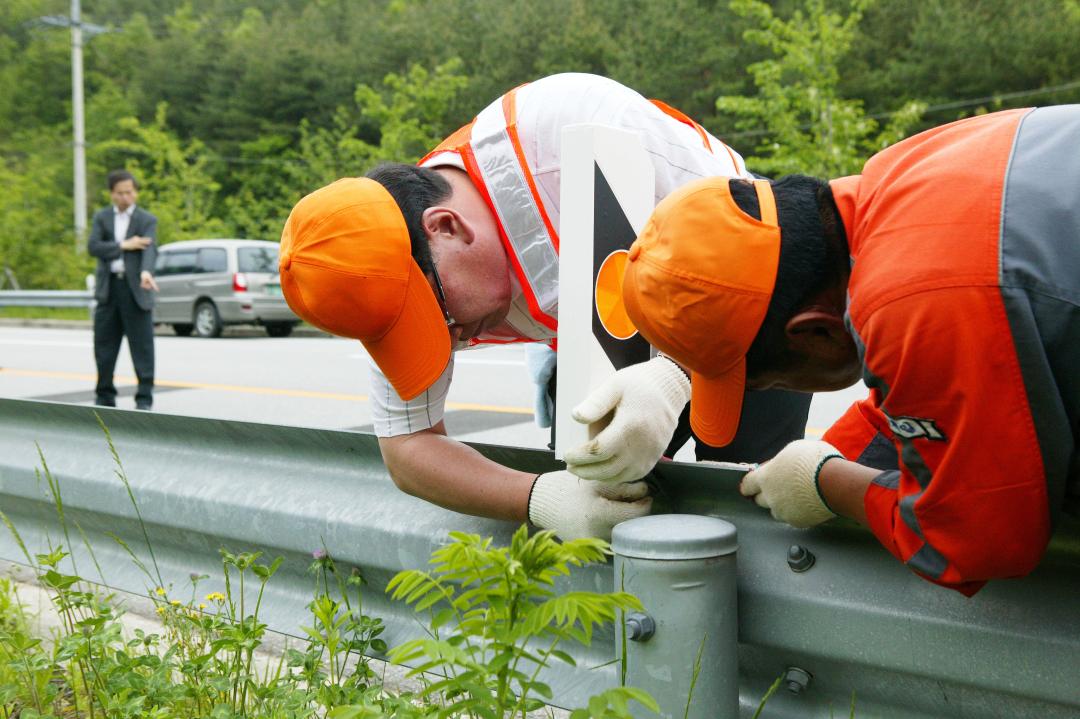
[170,599,182,606]
[155,606,166,615]
[205,592,226,602]
[154,587,166,596]
[198,603,207,610]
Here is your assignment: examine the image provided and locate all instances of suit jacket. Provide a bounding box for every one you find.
[88,205,158,311]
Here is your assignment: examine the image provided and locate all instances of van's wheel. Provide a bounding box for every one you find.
[173,323,194,337]
[265,322,294,338]
[193,301,223,338]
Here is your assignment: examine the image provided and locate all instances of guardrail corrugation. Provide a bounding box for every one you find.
[0,398,1077,717]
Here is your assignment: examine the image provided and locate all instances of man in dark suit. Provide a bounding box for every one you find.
[87,169,160,410]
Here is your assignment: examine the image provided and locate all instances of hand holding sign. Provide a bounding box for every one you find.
[565,355,691,483]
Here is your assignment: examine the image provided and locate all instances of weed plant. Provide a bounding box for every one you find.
[0,416,657,718]
[385,527,658,719]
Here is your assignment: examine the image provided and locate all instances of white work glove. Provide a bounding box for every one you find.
[564,356,690,484]
[739,439,842,528]
[524,343,557,428]
[528,470,652,541]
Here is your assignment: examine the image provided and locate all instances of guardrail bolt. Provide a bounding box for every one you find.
[784,666,812,695]
[787,544,816,572]
[625,612,656,642]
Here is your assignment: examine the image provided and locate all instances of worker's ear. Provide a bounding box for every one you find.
[422,207,476,246]
[785,307,850,362]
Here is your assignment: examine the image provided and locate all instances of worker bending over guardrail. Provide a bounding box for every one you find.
[617,105,1080,594]
[277,73,811,541]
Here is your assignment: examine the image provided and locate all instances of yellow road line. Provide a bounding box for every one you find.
[0,367,534,415]
[2,369,834,430]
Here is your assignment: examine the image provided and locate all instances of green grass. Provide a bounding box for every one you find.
[0,307,91,321]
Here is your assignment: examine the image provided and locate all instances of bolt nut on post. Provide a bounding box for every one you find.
[787,544,816,572]
[613,515,739,718]
[625,612,655,642]
[784,666,813,695]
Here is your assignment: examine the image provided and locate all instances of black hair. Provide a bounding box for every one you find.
[107,169,138,191]
[729,175,847,378]
[365,163,452,274]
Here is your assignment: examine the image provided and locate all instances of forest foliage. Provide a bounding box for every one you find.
[2,0,1079,288]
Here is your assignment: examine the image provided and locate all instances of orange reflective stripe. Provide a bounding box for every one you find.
[419,82,559,335]
[650,99,712,151]
[466,336,535,346]
[500,85,527,125]
[650,98,745,171]
[420,122,474,164]
[503,88,561,253]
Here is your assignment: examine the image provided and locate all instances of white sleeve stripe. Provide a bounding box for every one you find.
[385,381,392,436]
[368,355,452,437]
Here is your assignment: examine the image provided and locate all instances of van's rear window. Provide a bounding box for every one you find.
[238,247,278,273]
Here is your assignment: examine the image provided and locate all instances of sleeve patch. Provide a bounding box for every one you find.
[886,414,947,441]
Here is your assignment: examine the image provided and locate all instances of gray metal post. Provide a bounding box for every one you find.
[71,0,87,251]
[612,514,738,719]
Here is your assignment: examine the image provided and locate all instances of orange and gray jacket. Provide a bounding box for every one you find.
[826,105,1080,594]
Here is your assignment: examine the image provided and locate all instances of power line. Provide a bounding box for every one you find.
[723,78,1080,140]
[885,78,1080,116]
[198,79,1080,158]
[98,143,310,167]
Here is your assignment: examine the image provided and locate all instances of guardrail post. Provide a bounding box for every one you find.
[612,514,739,719]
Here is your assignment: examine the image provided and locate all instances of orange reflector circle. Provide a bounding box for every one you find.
[594,249,638,340]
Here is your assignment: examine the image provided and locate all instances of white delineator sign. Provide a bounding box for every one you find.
[555,124,656,458]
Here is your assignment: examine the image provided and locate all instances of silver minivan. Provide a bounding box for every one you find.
[153,239,299,337]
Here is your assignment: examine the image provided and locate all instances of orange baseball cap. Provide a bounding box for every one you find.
[279,177,451,401]
[622,177,780,447]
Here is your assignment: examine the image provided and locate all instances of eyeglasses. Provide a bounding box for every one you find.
[428,260,456,328]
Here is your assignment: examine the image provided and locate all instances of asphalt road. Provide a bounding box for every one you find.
[0,323,869,458]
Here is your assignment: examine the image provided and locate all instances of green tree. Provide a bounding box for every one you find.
[221,59,470,241]
[0,127,89,289]
[93,103,227,244]
[602,0,755,127]
[353,58,470,166]
[716,0,924,178]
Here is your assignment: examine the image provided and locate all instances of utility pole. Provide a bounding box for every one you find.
[71,0,86,251]
[38,2,108,252]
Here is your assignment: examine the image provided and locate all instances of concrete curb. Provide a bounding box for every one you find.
[0,318,91,329]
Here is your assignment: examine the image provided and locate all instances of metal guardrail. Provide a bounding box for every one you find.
[0,398,1078,717]
[0,290,94,308]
